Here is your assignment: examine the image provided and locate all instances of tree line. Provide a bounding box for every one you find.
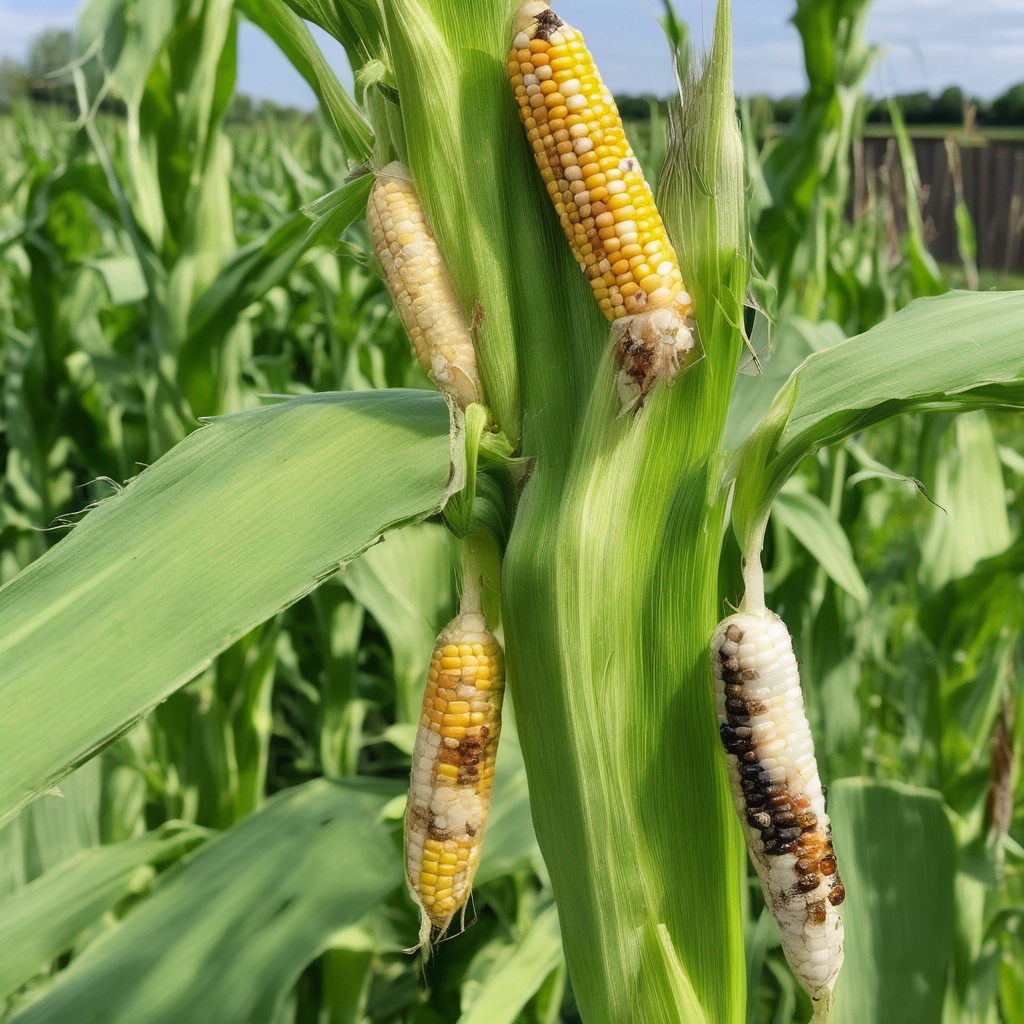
[3,28,1022,129]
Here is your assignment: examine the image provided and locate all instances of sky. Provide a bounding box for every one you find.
[3,0,1023,106]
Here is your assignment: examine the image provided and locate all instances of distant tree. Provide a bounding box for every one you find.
[227,93,256,123]
[26,29,75,107]
[0,57,28,109]
[932,86,964,124]
[28,30,73,82]
[895,91,932,123]
[771,95,801,123]
[614,94,654,121]
[987,83,1024,126]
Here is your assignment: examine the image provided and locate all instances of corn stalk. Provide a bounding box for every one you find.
[1,1,1024,1022]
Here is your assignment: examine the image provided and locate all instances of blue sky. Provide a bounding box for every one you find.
[3,0,1023,104]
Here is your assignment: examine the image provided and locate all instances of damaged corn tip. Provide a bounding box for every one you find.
[405,613,505,943]
[507,3,696,404]
[367,163,481,409]
[711,609,845,1008]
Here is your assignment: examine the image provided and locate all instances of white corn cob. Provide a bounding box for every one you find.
[405,611,505,946]
[367,162,481,409]
[711,608,845,1014]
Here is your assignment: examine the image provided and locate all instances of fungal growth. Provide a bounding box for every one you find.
[405,609,505,946]
[711,608,845,1014]
[507,1,697,411]
[367,162,481,409]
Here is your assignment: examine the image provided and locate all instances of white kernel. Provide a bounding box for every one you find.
[657,261,674,276]
[607,180,627,194]
[535,65,552,81]
[564,166,583,181]
[524,74,539,87]
[513,32,530,48]
[574,138,594,155]
[566,95,588,112]
[561,78,582,96]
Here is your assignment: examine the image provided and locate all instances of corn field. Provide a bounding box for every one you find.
[0,0,1021,1022]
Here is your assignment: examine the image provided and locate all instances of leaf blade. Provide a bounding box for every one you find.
[0,390,451,826]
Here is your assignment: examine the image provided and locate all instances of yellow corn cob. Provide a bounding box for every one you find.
[405,612,505,943]
[711,608,845,1015]
[367,162,481,409]
[507,2,696,409]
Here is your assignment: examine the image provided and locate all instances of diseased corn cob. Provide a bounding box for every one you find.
[507,1,696,410]
[711,608,845,1013]
[367,162,481,409]
[405,611,505,944]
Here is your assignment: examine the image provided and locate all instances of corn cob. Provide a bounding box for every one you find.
[367,163,481,409]
[711,608,845,1013]
[507,2,696,409]
[405,611,505,944]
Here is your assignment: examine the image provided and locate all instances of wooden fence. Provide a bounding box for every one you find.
[853,137,1024,275]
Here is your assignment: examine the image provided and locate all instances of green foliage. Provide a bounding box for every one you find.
[0,1,1021,1023]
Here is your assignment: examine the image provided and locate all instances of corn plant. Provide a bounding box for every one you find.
[1,0,1023,1023]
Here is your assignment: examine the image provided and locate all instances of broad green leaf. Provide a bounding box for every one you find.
[920,411,1012,590]
[474,721,540,886]
[771,485,868,605]
[85,257,149,306]
[0,824,203,1000]
[187,173,372,344]
[780,292,1024,456]
[830,778,957,1024]
[733,290,1024,554]
[236,0,373,161]
[342,522,456,723]
[458,906,562,1024]
[278,0,385,76]
[9,780,403,1024]
[886,100,946,298]
[724,316,844,453]
[16,762,102,883]
[1001,943,1024,1024]
[0,390,452,826]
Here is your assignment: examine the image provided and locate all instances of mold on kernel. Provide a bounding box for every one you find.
[808,899,828,926]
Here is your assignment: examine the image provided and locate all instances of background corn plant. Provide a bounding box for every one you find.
[0,0,1021,1022]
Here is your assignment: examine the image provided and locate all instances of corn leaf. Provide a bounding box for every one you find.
[0,824,204,1000]
[733,290,1024,554]
[457,905,562,1024]
[772,486,868,605]
[919,411,1012,590]
[8,780,402,1024]
[0,390,452,827]
[342,522,457,724]
[187,173,372,343]
[829,778,957,1024]
[472,723,540,886]
[236,0,373,161]
[724,316,844,452]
